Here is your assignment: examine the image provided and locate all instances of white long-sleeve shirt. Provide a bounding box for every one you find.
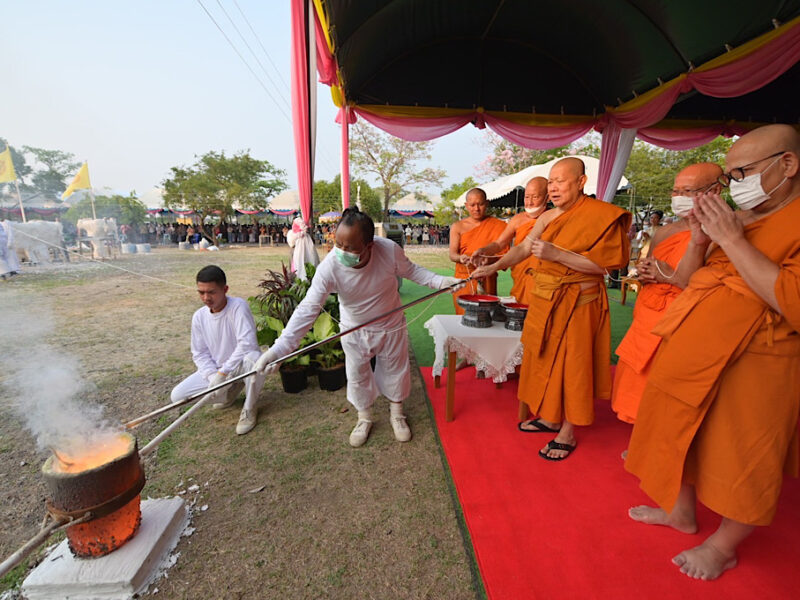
[191,296,261,379]
[270,237,445,358]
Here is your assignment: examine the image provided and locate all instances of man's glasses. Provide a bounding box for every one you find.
[719,151,786,186]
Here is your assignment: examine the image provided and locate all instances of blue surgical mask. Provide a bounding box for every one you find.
[334,246,361,267]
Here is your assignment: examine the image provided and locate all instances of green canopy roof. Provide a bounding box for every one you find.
[322,0,800,124]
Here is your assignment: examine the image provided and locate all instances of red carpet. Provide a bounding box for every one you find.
[421,366,800,599]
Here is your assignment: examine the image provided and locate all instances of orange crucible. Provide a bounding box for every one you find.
[41,432,145,558]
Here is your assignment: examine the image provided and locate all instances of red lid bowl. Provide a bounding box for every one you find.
[458,294,499,303]
[503,303,528,310]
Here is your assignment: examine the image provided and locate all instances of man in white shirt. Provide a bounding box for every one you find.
[171,265,266,435]
[256,208,461,447]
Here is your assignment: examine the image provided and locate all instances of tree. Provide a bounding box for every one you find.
[434,176,478,225]
[349,121,446,220]
[476,132,601,179]
[22,146,81,197]
[63,193,147,226]
[162,150,287,231]
[312,175,383,221]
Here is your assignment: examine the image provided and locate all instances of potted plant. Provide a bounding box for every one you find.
[307,312,346,391]
[249,263,342,394]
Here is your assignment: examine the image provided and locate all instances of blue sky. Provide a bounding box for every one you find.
[1,1,488,197]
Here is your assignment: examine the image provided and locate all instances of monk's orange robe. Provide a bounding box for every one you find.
[509,216,538,305]
[518,196,631,425]
[453,217,507,314]
[611,229,691,423]
[626,197,800,526]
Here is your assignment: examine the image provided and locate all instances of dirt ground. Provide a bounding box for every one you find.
[0,245,480,599]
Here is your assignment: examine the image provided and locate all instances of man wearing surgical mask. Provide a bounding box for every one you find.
[626,125,800,581]
[255,208,461,447]
[612,162,722,425]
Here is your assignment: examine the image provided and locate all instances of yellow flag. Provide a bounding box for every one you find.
[62,162,92,200]
[0,147,16,183]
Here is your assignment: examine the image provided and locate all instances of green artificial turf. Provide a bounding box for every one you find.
[400,270,634,366]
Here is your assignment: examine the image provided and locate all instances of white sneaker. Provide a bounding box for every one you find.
[349,419,373,447]
[390,415,412,442]
[236,407,258,435]
[212,381,244,410]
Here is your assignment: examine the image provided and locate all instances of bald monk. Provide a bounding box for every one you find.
[449,188,507,314]
[471,177,549,304]
[626,124,800,580]
[612,163,723,424]
[473,158,631,459]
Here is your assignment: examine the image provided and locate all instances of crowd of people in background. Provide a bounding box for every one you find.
[402,223,449,245]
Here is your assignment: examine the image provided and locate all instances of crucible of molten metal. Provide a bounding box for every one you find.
[41,432,145,558]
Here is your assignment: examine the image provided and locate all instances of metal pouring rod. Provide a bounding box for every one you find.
[139,395,213,457]
[124,278,470,430]
[0,515,73,579]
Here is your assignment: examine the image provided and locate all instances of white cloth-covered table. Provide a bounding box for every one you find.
[425,314,523,384]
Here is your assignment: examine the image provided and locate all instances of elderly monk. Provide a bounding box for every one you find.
[612,163,723,424]
[471,177,549,304]
[625,124,800,580]
[449,188,507,314]
[473,158,631,459]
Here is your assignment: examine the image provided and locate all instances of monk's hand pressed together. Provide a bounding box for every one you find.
[692,193,744,247]
[686,209,712,247]
[636,257,658,284]
[530,239,561,262]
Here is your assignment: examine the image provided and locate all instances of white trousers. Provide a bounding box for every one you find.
[170,353,266,410]
[340,327,411,411]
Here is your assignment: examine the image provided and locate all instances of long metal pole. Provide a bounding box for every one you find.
[124,278,470,429]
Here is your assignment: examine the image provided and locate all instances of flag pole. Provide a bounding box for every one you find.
[14,179,26,223]
[89,189,96,220]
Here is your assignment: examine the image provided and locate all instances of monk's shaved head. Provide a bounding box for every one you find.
[523,177,548,210]
[730,124,800,161]
[466,187,487,203]
[552,157,586,177]
[548,157,588,208]
[673,162,723,195]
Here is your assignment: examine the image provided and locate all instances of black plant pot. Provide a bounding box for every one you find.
[279,365,308,393]
[317,363,346,391]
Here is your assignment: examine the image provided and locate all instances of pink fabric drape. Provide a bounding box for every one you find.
[313,10,337,86]
[485,114,595,150]
[291,0,313,225]
[355,108,474,141]
[597,122,624,201]
[340,106,350,209]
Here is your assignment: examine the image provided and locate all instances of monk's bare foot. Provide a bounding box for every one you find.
[672,541,737,580]
[540,431,576,460]
[628,506,697,534]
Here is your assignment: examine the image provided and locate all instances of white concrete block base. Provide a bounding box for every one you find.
[22,497,188,600]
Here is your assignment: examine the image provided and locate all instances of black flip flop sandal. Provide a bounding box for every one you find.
[538,440,577,461]
[518,418,561,433]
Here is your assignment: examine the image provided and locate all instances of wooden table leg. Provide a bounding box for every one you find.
[446,350,456,422]
[518,401,528,422]
[434,374,441,388]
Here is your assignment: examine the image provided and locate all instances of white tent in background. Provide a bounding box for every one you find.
[389,192,440,213]
[269,189,301,211]
[453,155,629,207]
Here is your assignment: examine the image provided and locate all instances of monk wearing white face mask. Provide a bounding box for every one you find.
[255,208,461,447]
[625,124,800,581]
[470,177,549,304]
[612,163,723,425]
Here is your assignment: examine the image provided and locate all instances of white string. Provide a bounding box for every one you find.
[10,228,195,290]
[654,259,677,280]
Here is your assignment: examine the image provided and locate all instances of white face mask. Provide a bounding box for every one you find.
[670,195,694,218]
[729,156,787,210]
[524,206,542,215]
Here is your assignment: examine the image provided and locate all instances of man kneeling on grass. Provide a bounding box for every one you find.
[255,208,462,447]
[170,265,266,435]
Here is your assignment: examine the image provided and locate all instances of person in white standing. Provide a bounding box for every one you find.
[171,265,266,435]
[256,208,462,447]
[1,221,20,276]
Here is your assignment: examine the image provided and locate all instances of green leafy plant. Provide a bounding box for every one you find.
[308,312,345,369]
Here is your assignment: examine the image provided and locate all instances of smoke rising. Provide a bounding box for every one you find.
[0,291,120,457]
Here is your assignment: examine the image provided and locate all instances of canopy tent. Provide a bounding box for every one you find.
[453,155,629,207]
[290,0,800,216]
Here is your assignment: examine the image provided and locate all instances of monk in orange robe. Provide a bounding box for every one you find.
[471,177,549,305]
[626,124,800,580]
[612,163,723,423]
[449,188,508,314]
[473,158,631,459]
